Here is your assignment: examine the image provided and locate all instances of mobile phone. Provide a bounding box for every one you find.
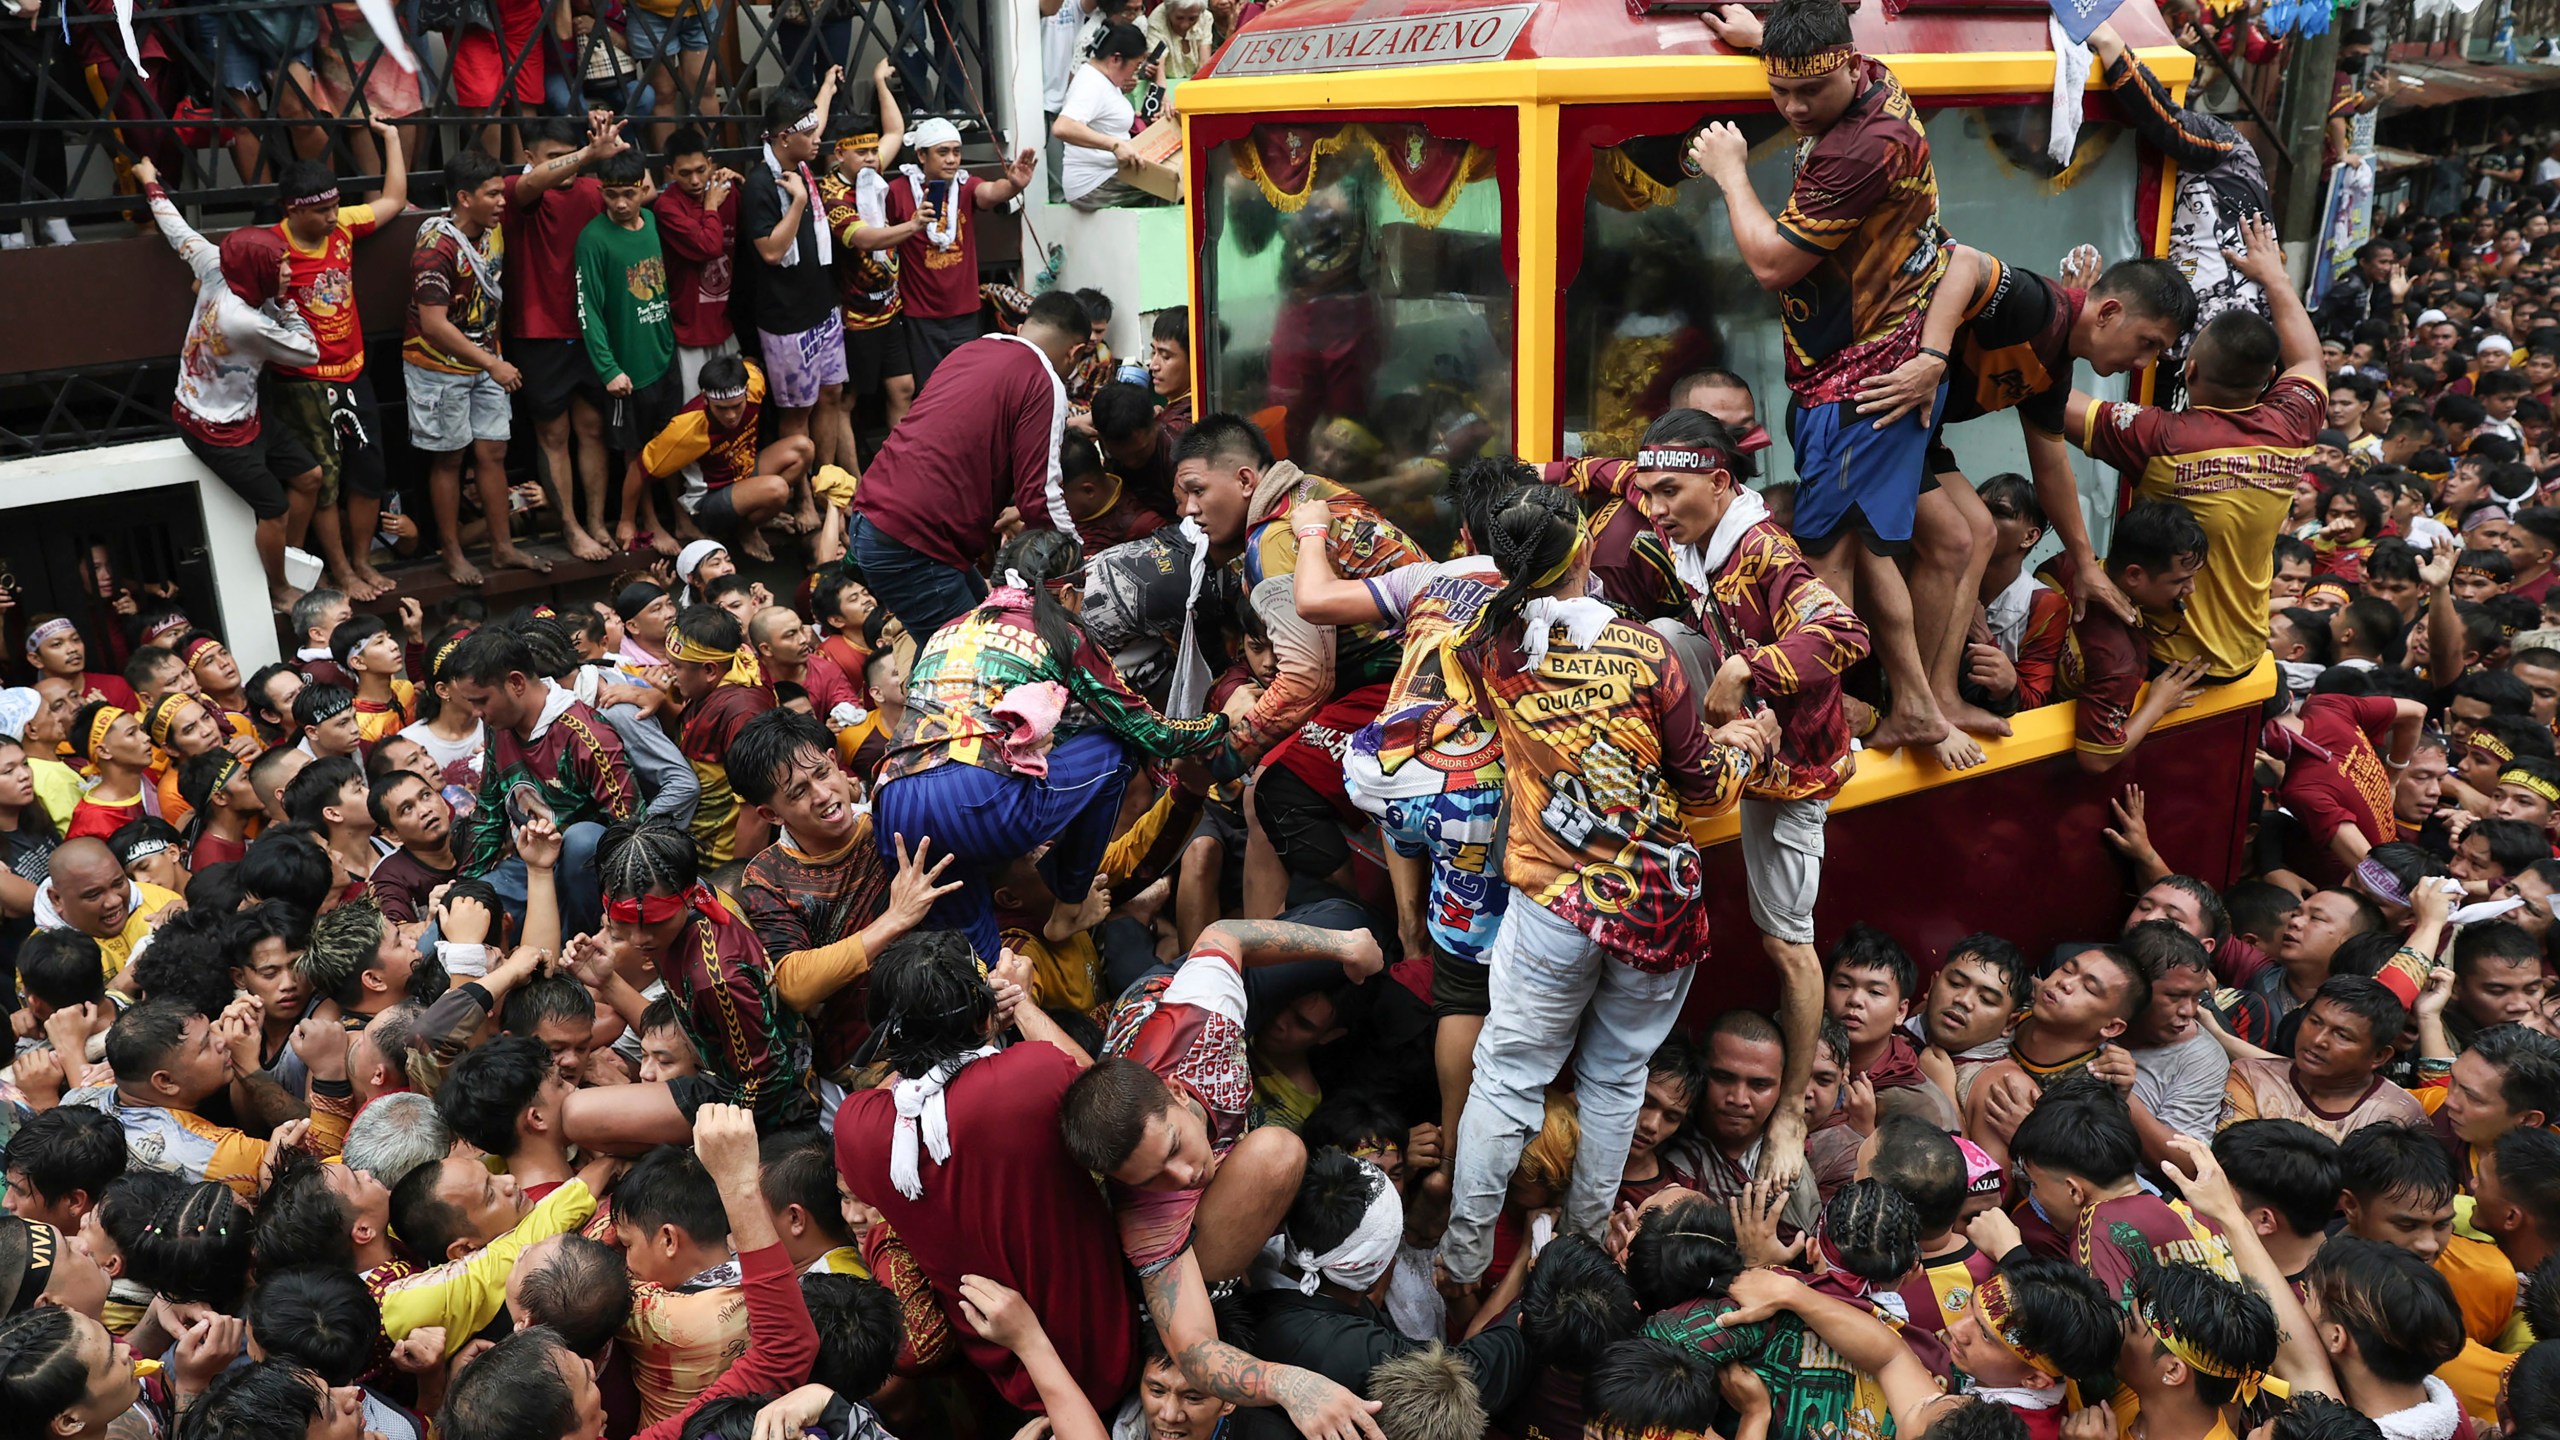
[505,782,543,830]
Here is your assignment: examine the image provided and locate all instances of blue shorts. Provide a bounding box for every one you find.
[627,3,718,62]
[1374,786,1508,968]
[1785,383,1948,557]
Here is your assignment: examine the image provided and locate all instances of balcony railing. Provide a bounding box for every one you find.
[0,0,1003,233]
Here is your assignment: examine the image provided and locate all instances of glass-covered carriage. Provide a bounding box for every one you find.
[1169,0,2277,977]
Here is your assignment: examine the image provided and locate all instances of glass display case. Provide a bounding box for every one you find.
[1198,115,1516,554]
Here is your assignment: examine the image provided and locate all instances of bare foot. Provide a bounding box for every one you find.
[330,568,386,603]
[1943,697,2014,739]
[353,565,399,596]
[669,514,708,543]
[1760,1107,1808,1192]
[738,527,776,564]
[791,501,823,534]
[270,581,308,613]
[1122,875,1173,930]
[1865,705,1951,752]
[1929,730,1987,771]
[488,546,554,575]
[650,530,681,558]
[441,550,486,587]
[563,526,615,563]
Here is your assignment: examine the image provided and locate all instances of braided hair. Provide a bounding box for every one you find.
[1453,483,1587,651]
[1447,454,1537,553]
[597,815,699,901]
[0,1308,88,1431]
[990,529,1089,666]
[513,614,586,682]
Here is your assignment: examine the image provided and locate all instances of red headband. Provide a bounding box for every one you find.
[606,890,690,925]
[604,883,727,927]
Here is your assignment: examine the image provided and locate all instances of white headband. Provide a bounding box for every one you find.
[1288,1158,1403,1296]
[771,108,823,138]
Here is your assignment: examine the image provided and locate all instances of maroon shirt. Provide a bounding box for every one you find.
[653,183,738,349]
[368,847,458,924]
[853,337,1069,571]
[885,171,982,321]
[836,1041,1139,1415]
[503,173,605,341]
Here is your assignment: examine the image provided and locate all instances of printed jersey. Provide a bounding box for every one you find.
[878,590,1232,787]
[276,204,384,382]
[643,363,768,490]
[1775,57,1951,404]
[1102,941,1251,1274]
[2077,373,2323,678]
[1479,617,1749,969]
[820,173,902,330]
[1944,257,2080,433]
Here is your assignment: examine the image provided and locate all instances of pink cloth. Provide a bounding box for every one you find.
[991,680,1068,776]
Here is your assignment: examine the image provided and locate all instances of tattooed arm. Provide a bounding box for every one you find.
[1142,1253,1385,1440]
[1192,919,1385,983]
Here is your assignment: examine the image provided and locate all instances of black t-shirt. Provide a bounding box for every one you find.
[738,160,843,336]
[1944,257,2078,434]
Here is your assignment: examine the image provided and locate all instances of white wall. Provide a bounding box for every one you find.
[0,439,281,670]
[1001,0,1187,360]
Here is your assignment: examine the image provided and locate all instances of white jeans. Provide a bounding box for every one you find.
[1441,895,1696,1284]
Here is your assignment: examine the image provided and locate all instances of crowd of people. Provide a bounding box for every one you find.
[4,3,2560,1440]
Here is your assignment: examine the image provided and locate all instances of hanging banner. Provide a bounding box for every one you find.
[2307,159,2376,310]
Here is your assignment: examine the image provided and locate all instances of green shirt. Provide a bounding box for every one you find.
[573,211,674,387]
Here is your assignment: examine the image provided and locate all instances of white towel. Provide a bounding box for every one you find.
[887,1044,999,1200]
[2049,18,2092,167]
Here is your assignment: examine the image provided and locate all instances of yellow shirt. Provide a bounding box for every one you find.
[29,757,82,833]
[2436,1203,2517,1347]
[375,1179,599,1353]
[97,883,186,981]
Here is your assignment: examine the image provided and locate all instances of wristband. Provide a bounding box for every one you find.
[1295,525,1329,540]
[1917,346,1951,364]
[438,941,491,978]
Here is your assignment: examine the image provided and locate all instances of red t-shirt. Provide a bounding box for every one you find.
[2278,692,2401,882]
[504,174,605,341]
[886,171,982,321]
[653,183,738,349]
[835,1042,1138,1415]
[188,831,248,872]
[276,204,384,382]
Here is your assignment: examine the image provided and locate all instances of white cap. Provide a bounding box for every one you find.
[677,538,726,582]
[910,118,963,152]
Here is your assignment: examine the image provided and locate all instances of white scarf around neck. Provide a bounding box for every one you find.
[888,1044,999,1199]
[763,143,832,267]
[1674,483,1771,595]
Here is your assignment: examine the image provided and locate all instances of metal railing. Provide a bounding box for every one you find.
[0,0,1005,232]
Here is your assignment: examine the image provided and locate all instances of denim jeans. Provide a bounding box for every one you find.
[849,512,986,642]
[1441,895,1697,1284]
[774,14,853,90]
[888,0,972,114]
